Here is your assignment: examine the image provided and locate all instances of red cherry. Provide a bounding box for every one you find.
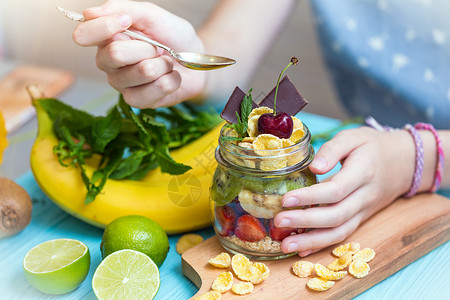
[257,112,293,139]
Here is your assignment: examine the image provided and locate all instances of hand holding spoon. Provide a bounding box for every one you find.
[57,7,235,70]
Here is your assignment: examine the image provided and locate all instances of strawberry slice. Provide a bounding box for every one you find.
[215,205,236,236]
[269,220,297,242]
[235,215,266,242]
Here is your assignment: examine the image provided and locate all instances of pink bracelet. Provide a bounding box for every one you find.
[414,123,445,192]
[403,124,424,198]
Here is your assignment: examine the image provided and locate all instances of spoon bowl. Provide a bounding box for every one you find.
[175,52,236,70]
[57,7,236,71]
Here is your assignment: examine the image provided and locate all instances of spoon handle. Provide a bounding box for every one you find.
[56,7,175,56]
[122,30,175,55]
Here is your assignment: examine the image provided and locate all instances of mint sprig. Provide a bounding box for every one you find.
[223,88,253,140]
[40,95,222,204]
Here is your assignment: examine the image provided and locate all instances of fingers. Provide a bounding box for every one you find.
[282,148,372,208]
[73,14,132,47]
[280,211,363,254]
[96,40,159,71]
[107,56,174,90]
[275,186,368,229]
[121,71,182,109]
[310,129,368,175]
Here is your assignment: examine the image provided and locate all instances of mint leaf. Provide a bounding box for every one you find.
[155,145,191,175]
[109,150,148,179]
[91,106,122,152]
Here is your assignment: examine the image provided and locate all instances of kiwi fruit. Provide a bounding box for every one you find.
[0,177,32,239]
[285,169,317,192]
[242,176,285,195]
[210,167,243,206]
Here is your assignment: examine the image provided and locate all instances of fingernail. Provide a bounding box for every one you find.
[311,156,327,170]
[278,219,291,227]
[118,14,131,28]
[287,243,298,252]
[284,197,298,207]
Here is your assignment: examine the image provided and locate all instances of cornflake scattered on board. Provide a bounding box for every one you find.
[332,242,360,257]
[292,261,315,278]
[307,277,335,291]
[208,252,231,269]
[231,282,254,295]
[203,252,270,297]
[327,251,353,271]
[193,290,222,300]
[349,259,371,278]
[314,264,347,280]
[211,271,233,293]
[293,242,375,292]
[353,248,376,263]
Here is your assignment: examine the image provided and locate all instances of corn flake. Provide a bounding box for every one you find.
[238,142,254,150]
[307,277,335,292]
[292,261,315,278]
[242,137,256,143]
[249,107,274,120]
[247,116,260,138]
[176,233,204,255]
[211,271,233,293]
[327,251,353,271]
[289,128,305,144]
[282,138,294,148]
[314,263,347,280]
[253,134,283,154]
[353,248,376,263]
[349,259,370,278]
[231,254,253,282]
[260,157,287,171]
[231,282,254,295]
[249,262,270,284]
[332,242,360,257]
[194,290,222,300]
[208,252,231,269]
[292,116,304,131]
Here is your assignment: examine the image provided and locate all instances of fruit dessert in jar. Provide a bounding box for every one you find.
[210,58,317,260]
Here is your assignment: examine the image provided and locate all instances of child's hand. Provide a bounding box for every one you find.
[274,127,415,256]
[72,0,206,108]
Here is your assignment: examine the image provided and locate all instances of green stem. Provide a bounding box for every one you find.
[273,62,293,115]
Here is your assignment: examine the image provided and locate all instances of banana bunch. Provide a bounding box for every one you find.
[30,97,222,234]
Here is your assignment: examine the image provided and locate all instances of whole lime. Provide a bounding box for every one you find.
[100,215,169,267]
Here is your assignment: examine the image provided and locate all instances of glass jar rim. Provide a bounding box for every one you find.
[216,124,314,175]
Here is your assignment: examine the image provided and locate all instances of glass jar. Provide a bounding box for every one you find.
[210,124,317,260]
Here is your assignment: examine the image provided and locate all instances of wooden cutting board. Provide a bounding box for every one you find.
[0,65,74,132]
[182,193,450,299]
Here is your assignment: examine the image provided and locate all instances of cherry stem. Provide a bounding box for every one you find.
[273,62,293,116]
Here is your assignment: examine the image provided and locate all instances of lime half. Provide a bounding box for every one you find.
[23,238,90,294]
[92,249,160,300]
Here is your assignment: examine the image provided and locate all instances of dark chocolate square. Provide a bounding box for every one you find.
[259,75,308,115]
[220,86,259,123]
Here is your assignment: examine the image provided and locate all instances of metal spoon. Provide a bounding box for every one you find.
[57,7,236,70]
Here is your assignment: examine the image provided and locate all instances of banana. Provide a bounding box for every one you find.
[30,97,223,234]
[238,188,282,219]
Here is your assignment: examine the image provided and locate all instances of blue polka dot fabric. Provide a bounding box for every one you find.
[310,0,450,129]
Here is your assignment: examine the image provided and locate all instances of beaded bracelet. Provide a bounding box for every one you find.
[414,122,445,192]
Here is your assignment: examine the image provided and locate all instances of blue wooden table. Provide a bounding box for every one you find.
[0,67,448,299]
